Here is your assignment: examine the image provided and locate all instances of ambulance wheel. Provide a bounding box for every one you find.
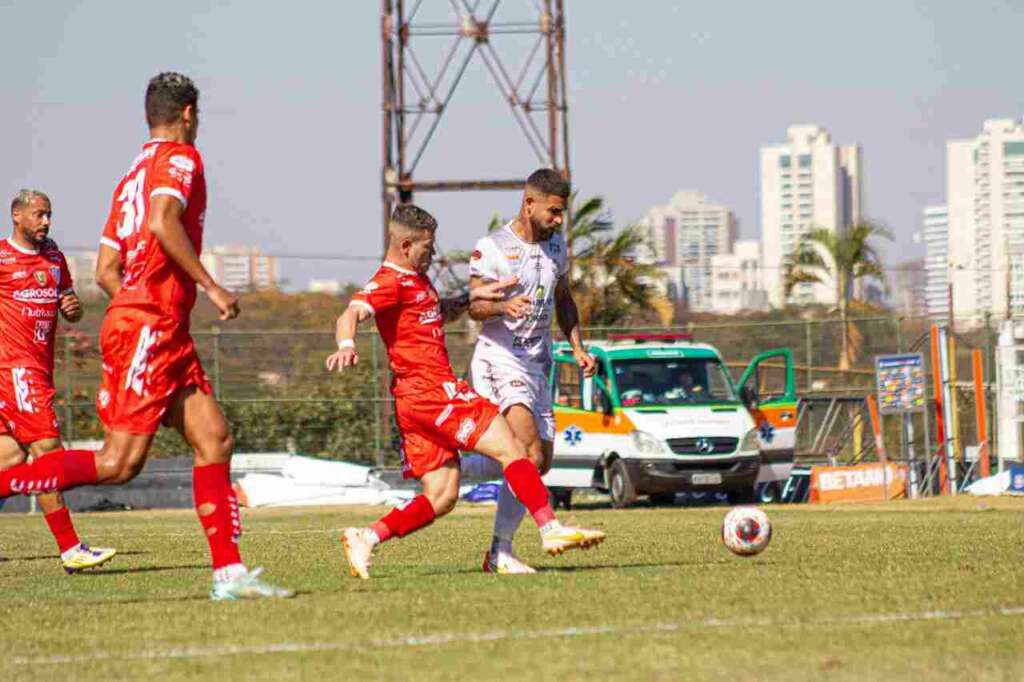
[609,460,637,509]
[549,487,573,510]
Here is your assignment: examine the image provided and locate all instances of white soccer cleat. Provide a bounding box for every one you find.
[209,567,295,601]
[341,528,374,579]
[62,544,117,574]
[482,550,537,575]
[541,523,606,556]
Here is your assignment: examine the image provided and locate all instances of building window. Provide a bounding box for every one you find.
[779,155,791,168]
[798,154,812,168]
[1004,141,1024,156]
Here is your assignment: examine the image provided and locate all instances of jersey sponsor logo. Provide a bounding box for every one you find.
[455,417,477,445]
[504,247,523,261]
[12,270,28,279]
[418,306,442,325]
[414,291,428,303]
[360,281,380,294]
[169,154,196,172]
[512,335,542,350]
[399,278,417,287]
[13,287,58,303]
[33,320,53,343]
[21,307,56,319]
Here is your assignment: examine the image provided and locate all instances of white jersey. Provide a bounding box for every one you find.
[469,221,569,371]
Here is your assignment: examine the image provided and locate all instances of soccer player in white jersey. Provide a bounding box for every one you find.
[468,169,597,574]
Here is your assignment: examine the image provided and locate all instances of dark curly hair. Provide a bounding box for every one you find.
[145,72,199,127]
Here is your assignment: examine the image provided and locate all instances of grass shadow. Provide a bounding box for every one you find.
[75,563,209,576]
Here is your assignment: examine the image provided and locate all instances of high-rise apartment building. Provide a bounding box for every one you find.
[922,205,949,319]
[760,124,862,308]
[709,240,768,314]
[200,245,279,293]
[946,119,1024,322]
[639,190,736,312]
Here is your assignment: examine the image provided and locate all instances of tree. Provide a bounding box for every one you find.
[783,221,892,369]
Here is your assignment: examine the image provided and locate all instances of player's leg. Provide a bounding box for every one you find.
[166,386,293,600]
[474,415,605,556]
[486,404,545,574]
[25,438,118,573]
[341,440,459,580]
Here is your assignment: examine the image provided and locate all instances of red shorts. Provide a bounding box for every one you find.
[395,378,499,480]
[0,366,60,444]
[96,308,211,435]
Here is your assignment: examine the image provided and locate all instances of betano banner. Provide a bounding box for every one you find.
[809,463,907,503]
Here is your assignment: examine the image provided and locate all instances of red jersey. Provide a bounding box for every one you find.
[350,262,456,395]
[0,238,73,375]
[100,139,207,321]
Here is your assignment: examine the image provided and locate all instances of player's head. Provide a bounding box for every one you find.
[146,72,200,143]
[388,204,438,273]
[523,168,570,239]
[10,189,52,246]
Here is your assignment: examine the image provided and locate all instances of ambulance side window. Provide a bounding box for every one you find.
[553,360,583,409]
[591,363,612,414]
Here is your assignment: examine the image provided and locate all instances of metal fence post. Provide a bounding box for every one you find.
[372,334,383,467]
[805,320,813,391]
[62,335,74,443]
[212,327,222,400]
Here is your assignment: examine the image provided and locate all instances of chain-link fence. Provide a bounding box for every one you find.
[51,314,1000,473]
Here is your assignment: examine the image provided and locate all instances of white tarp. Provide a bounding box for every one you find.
[234,455,407,508]
[964,470,1012,496]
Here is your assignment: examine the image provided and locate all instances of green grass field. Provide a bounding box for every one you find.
[3,497,1024,681]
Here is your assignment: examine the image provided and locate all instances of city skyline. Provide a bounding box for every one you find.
[3,2,1022,289]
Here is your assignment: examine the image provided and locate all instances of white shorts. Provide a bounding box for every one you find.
[470,355,555,442]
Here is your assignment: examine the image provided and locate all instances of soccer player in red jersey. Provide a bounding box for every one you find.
[0,190,116,573]
[0,73,291,600]
[326,204,605,579]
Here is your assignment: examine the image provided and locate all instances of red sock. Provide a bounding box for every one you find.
[504,459,556,527]
[193,463,242,570]
[0,450,97,498]
[370,494,436,543]
[44,507,81,553]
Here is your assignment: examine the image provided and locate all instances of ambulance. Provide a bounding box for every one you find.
[541,333,797,507]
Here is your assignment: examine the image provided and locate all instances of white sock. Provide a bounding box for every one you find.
[365,528,381,546]
[539,520,562,535]
[213,562,248,584]
[60,543,83,562]
[491,481,527,553]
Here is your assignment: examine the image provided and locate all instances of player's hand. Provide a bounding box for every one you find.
[503,295,532,319]
[58,291,83,322]
[207,284,240,321]
[574,347,597,377]
[326,347,359,372]
[470,276,518,303]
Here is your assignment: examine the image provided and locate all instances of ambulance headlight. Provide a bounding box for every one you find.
[740,427,760,453]
[631,430,671,455]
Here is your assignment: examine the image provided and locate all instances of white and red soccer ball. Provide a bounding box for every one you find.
[721,507,772,556]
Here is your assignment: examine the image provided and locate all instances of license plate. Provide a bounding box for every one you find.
[692,473,722,485]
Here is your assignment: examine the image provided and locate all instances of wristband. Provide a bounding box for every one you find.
[338,339,356,350]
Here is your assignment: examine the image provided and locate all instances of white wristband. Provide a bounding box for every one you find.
[338,339,355,350]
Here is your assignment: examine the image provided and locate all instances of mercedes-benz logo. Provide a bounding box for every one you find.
[695,437,715,455]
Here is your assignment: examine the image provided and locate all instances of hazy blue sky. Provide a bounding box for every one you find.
[3,1,1023,288]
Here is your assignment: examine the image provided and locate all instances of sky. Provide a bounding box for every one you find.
[2,0,1023,290]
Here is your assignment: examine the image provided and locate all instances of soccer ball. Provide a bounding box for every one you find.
[721,506,772,556]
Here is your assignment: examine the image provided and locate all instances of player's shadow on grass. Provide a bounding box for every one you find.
[5,549,150,562]
[77,562,208,576]
[419,557,738,577]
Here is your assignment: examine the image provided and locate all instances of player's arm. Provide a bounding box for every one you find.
[554,274,596,377]
[148,195,238,321]
[467,276,529,321]
[325,303,372,372]
[58,290,83,323]
[95,243,123,298]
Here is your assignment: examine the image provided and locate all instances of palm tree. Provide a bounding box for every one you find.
[783,221,891,369]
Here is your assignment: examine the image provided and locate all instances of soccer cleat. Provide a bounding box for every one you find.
[341,528,374,579]
[62,544,117,574]
[209,567,295,601]
[482,550,537,575]
[541,524,606,556]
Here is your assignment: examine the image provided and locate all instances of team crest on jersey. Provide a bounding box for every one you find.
[471,249,482,260]
[33,271,47,286]
[49,266,61,287]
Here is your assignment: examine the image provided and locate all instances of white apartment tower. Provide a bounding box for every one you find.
[760,124,862,308]
[946,119,1024,322]
[710,239,768,314]
[922,205,949,319]
[200,245,279,293]
[639,191,736,312]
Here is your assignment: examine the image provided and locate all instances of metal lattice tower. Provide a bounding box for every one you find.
[380,0,570,249]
